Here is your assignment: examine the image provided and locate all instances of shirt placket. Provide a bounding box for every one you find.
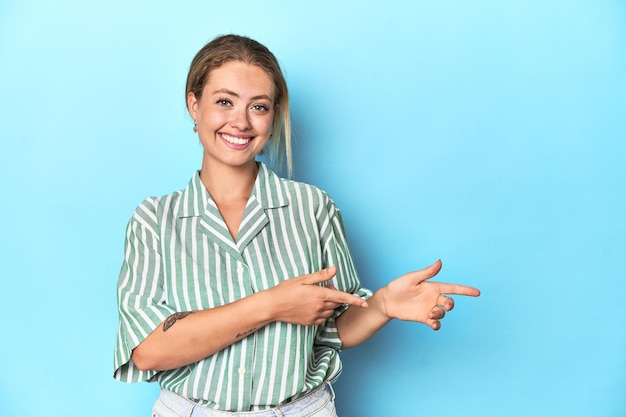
[234,258,256,411]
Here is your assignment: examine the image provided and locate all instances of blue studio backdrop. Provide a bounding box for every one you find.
[1,1,624,416]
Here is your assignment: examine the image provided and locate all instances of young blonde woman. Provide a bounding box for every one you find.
[114,34,480,417]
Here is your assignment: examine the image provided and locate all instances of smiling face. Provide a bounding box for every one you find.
[187,61,277,172]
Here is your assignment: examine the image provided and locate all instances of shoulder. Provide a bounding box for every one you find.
[262,167,335,212]
[274,176,343,224]
[284,177,328,203]
[133,192,182,220]
[128,178,191,231]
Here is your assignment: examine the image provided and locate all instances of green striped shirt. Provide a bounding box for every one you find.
[113,162,371,411]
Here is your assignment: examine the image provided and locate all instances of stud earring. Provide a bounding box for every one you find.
[193,121,198,133]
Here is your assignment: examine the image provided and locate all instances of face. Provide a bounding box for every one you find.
[187,61,277,171]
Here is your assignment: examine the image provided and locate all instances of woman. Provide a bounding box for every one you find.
[114,34,480,416]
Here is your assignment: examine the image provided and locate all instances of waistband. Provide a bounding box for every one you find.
[155,382,335,417]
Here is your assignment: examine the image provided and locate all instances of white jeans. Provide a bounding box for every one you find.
[152,383,337,417]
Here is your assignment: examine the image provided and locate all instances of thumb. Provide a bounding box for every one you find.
[413,259,443,284]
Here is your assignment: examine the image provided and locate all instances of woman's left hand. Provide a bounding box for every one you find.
[379,260,480,330]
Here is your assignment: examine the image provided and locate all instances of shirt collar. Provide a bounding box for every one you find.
[178,162,288,218]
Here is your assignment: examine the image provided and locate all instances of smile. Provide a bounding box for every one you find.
[220,133,253,145]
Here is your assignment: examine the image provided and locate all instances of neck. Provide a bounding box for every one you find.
[199,160,259,204]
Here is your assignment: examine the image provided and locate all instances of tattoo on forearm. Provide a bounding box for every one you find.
[163,312,194,332]
[235,328,257,339]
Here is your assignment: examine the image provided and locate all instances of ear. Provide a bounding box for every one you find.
[187,91,199,120]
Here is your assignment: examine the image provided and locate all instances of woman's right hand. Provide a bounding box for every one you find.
[267,266,368,326]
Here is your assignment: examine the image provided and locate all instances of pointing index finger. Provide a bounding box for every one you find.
[323,287,369,308]
[437,283,481,297]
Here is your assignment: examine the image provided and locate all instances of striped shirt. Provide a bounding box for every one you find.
[113,162,371,411]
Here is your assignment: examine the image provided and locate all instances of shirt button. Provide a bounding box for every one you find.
[237,265,244,274]
[238,367,246,375]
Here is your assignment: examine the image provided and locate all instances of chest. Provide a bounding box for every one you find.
[159,213,325,310]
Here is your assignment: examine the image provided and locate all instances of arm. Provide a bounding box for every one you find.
[336,260,480,349]
[132,266,368,371]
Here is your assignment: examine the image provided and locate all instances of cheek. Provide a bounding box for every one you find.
[202,110,227,127]
[196,113,227,142]
[253,115,275,135]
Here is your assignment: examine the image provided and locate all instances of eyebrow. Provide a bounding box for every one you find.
[211,88,272,101]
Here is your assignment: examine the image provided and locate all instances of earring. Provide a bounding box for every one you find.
[193,121,198,133]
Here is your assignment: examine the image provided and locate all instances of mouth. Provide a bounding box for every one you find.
[220,132,254,146]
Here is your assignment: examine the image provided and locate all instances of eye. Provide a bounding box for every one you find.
[251,104,270,113]
[216,98,232,107]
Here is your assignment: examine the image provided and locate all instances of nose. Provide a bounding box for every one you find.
[229,106,251,131]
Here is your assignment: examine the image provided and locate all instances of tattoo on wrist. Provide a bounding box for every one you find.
[235,328,257,339]
[163,312,194,332]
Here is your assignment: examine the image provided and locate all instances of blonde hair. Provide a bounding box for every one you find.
[186,34,292,176]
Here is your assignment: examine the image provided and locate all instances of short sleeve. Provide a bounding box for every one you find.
[315,197,372,351]
[113,200,176,383]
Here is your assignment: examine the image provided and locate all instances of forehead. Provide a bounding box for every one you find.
[205,61,275,98]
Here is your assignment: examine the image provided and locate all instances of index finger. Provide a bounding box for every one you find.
[322,287,369,308]
[435,283,481,297]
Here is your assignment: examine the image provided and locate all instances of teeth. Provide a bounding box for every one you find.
[222,134,251,145]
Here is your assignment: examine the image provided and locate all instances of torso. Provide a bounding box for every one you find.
[114,164,368,411]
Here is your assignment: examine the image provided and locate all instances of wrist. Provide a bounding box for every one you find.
[370,287,393,321]
[257,286,282,323]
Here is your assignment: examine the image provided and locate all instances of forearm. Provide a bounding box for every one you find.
[131,290,274,371]
[335,288,391,349]
[130,267,366,371]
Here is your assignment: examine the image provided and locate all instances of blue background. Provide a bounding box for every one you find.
[1,1,625,416]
